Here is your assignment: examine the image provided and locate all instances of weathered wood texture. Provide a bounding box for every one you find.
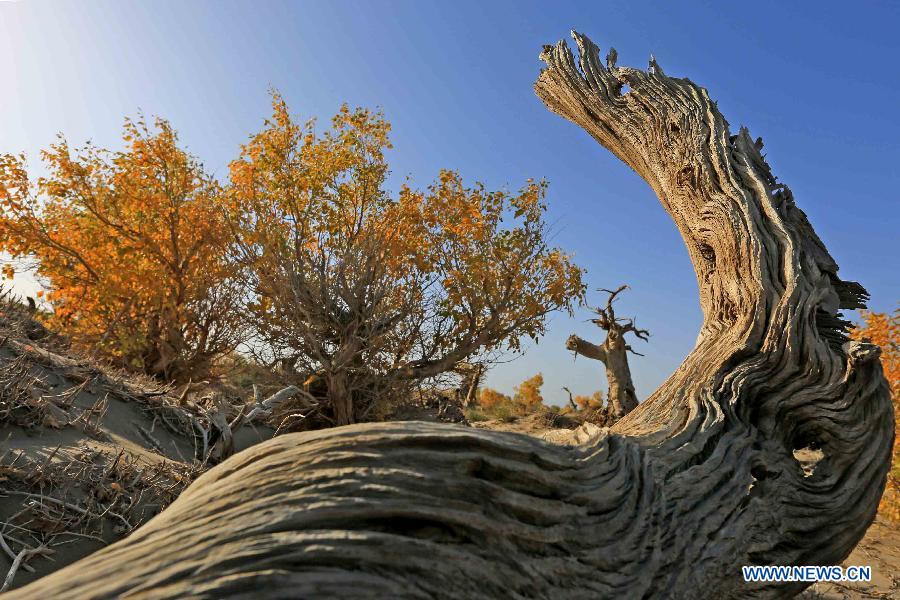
[8,32,894,599]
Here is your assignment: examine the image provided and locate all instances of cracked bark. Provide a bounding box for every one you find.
[9,31,894,600]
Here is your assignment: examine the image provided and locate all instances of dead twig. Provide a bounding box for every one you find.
[1,543,46,592]
[134,423,165,455]
[0,531,35,574]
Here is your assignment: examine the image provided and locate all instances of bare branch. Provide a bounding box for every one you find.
[562,386,577,410]
[565,334,606,362]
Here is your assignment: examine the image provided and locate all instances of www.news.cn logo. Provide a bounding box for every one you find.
[742,565,872,583]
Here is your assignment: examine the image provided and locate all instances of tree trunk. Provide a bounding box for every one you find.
[457,362,485,407]
[9,32,893,599]
[566,285,645,419]
[601,335,638,417]
[567,332,639,418]
[327,372,355,426]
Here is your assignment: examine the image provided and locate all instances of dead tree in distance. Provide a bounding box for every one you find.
[9,32,894,600]
[566,285,648,418]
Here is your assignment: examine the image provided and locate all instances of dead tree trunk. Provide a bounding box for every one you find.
[9,32,893,600]
[567,285,647,418]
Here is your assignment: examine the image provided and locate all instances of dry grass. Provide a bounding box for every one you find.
[0,291,221,590]
[0,443,199,590]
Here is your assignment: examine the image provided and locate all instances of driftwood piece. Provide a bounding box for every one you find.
[201,386,310,462]
[243,385,307,422]
[8,32,894,599]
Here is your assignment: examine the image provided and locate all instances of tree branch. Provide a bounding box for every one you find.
[565,334,606,362]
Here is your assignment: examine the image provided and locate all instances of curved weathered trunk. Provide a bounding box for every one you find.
[9,32,893,599]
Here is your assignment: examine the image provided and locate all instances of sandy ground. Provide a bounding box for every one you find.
[0,340,196,590]
[797,516,899,599]
[0,300,274,592]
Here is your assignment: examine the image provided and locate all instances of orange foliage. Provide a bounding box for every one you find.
[228,94,584,422]
[0,118,243,381]
[851,307,899,521]
[478,387,512,410]
[477,376,548,419]
[0,94,584,419]
[851,308,899,395]
[513,373,545,412]
[574,390,604,411]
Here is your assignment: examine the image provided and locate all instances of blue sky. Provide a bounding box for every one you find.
[2,1,897,404]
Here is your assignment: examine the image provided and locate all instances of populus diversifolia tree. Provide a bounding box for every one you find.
[9,32,894,600]
[228,96,584,426]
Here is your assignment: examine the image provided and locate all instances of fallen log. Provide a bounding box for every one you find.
[7,32,893,599]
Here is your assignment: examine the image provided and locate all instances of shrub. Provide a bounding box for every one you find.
[228,95,584,424]
[0,118,244,382]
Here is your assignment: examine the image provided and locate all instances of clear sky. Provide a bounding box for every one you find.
[2,0,898,404]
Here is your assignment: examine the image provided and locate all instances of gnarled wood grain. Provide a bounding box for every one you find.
[7,32,893,599]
